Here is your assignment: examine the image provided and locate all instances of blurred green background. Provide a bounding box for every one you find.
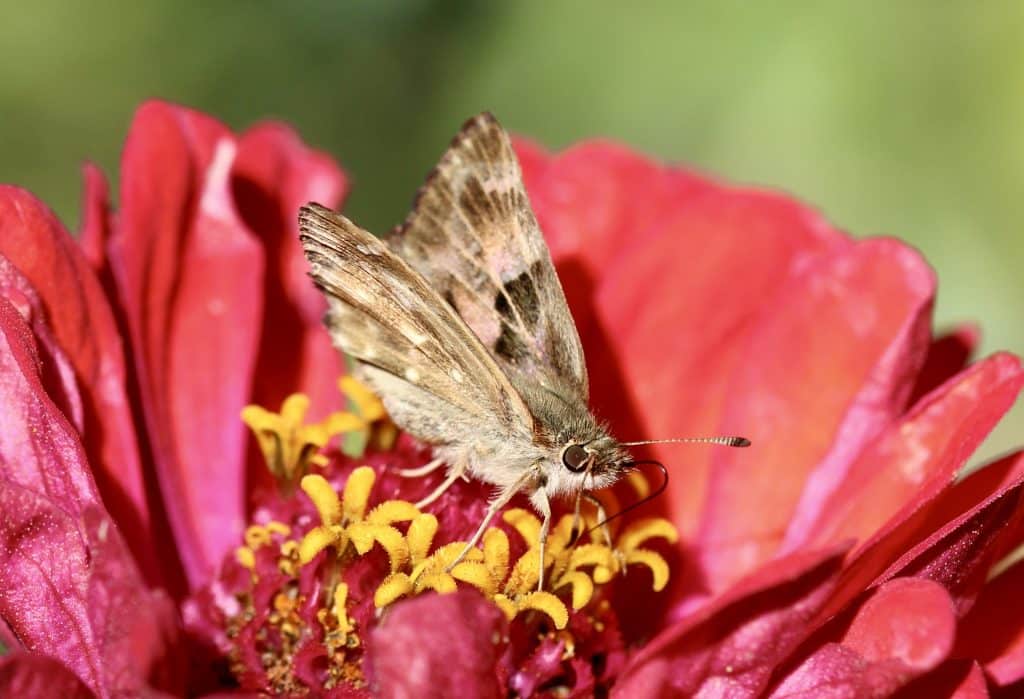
[1,1,1021,461]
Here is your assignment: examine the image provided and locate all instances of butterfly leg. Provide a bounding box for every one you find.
[583,493,614,548]
[568,489,585,545]
[535,492,552,591]
[415,459,467,508]
[446,468,536,571]
[397,457,444,478]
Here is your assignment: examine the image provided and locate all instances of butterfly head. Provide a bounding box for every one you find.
[545,431,631,497]
[543,427,751,502]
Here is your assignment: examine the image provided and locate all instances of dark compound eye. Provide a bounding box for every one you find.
[562,444,589,472]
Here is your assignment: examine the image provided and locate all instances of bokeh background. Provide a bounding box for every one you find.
[1,1,1021,461]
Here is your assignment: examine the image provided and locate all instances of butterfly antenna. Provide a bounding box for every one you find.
[621,436,751,448]
[580,460,670,539]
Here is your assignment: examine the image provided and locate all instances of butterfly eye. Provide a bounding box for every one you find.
[562,444,589,473]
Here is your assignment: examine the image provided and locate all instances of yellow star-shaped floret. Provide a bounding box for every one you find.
[370,503,678,632]
[375,535,487,608]
[498,510,598,622]
[242,393,364,486]
[298,467,420,572]
[459,525,571,630]
[611,517,678,591]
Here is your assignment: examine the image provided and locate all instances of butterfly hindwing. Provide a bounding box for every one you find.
[299,203,534,444]
[386,113,589,402]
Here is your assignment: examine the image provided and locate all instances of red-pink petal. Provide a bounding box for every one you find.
[518,141,716,275]
[0,292,98,508]
[78,163,112,274]
[908,449,1024,560]
[615,546,847,698]
[0,299,180,696]
[370,590,507,698]
[820,450,1024,624]
[697,238,934,591]
[0,187,155,579]
[878,464,1024,613]
[231,122,348,422]
[908,324,980,405]
[843,578,955,669]
[770,578,956,698]
[893,661,990,699]
[0,653,94,699]
[588,187,843,538]
[793,352,1022,554]
[956,557,1024,687]
[0,254,84,438]
[109,101,264,589]
[0,483,179,698]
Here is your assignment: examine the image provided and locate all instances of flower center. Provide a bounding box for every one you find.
[197,379,678,695]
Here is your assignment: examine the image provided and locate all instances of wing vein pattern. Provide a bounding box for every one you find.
[299,203,533,445]
[387,112,589,402]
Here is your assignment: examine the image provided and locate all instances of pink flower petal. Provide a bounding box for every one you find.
[0,292,98,509]
[584,182,842,539]
[78,163,112,274]
[843,578,956,669]
[231,122,348,422]
[908,324,980,405]
[956,557,1024,687]
[615,545,848,698]
[0,653,94,699]
[0,187,155,580]
[109,101,265,589]
[909,449,1024,556]
[518,141,716,276]
[894,660,990,699]
[793,352,1022,554]
[877,464,1024,613]
[820,450,1024,624]
[0,254,84,437]
[0,299,180,696]
[370,590,507,699]
[698,238,934,591]
[770,578,956,698]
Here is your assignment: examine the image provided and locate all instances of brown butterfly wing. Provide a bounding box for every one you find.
[386,112,589,404]
[299,203,534,444]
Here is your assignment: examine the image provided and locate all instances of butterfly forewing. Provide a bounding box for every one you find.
[299,203,534,444]
[386,112,590,404]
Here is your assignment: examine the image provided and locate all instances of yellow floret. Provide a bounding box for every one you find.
[617,518,679,551]
[375,573,415,607]
[332,583,355,635]
[286,432,680,646]
[366,500,421,526]
[302,474,342,527]
[298,525,340,565]
[406,514,439,564]
[242,392,365,485]
[625,549,671,591]
[347,522,409,572]
[341,466,376,521]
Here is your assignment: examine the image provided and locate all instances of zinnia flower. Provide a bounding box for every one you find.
[0,101,1021,698]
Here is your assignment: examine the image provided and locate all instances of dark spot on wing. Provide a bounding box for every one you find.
[494,322,528,364]
[457,177,495,227]
[497,264,542,326]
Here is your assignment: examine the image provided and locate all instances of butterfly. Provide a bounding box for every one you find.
[298,113,748,589]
